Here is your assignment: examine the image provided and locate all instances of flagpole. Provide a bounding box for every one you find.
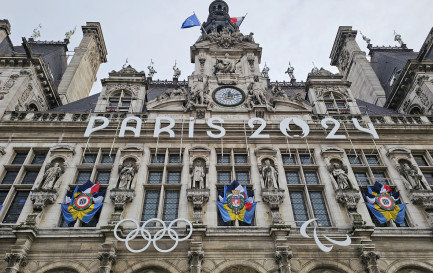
[193,11,207,34]
[240,13,248,26]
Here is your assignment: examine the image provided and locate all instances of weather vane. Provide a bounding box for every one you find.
[31,24,42,39]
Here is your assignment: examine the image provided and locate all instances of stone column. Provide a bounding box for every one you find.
[271,225,292,273]
[188,225,206,273]
[330,26,385,106]
[0,19,11,45]
[4,253,27,273]
[98,243,117,273]
[57,22,107,104]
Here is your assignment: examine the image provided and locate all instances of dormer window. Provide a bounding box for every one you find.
[107,90,132,112]
[324,92,348,114]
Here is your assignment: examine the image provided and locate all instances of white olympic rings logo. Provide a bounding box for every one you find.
[114,218,193,253]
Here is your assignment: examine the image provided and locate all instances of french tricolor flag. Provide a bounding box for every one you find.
[230,17,245,26]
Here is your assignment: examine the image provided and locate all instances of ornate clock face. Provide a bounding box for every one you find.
[213,87,245,107]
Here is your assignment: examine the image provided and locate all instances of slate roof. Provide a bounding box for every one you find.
[356,99,398,115]
[369,48,418,98]
[50,93,99,112]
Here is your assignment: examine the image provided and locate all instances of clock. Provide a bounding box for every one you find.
[213,87,245,107]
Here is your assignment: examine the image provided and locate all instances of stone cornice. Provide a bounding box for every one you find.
[330,26,357,66]
[82,22,107,63]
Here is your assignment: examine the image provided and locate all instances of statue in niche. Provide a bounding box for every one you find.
[190,76,209,106]
[41,162,63,190]
[247,82,267,105]
[118,162,137,189]
[261,159,279,190]
[398,161,426,190]
[192,160,206,189]
[331,162,351,190]
[214,53,242,74]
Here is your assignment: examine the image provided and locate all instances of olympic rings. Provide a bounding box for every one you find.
[114,218,193,253]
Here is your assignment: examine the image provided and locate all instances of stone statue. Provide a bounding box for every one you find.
[261,159,279,190]
[118,162,137,189]
[261,63,270,78]
[191,76,209,105]
[173,61,181,79]
[331,163,350,190]
[399,162,425,190]
[272,85,288,99]
[247,82,267,105]
[65,26,76,40]
[215,53,242,73]
[192,161,205,189]
[285,62,295,80]
[394,30,404,46]
[147,59,157,78]
[41,162,63,190]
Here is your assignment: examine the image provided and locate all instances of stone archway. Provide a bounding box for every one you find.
[310,269,344,273]
[134,267,171,273]
[220,265,260,273]
[45,269,79,273]
[396,268,433,273]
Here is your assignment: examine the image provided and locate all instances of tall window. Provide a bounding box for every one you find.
[75,150,115,185]
[411,152,433,188]
[347,151,389,186]
[107,89,132,112]
[282,150,331,227]
[323,92,348,114]
[216,150,250,185]
[142,149,182,224]
[0,150,45,223]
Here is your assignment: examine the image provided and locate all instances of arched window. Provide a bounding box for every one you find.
[27,103,39,111]
[221,266,260,273]
[409,106,422,115]
[107,89,132,112]
[134,267,171,273]
[323,92,348,114]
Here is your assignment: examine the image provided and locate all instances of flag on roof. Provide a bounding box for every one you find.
[61,180,105,224]
[217,180,257,224]
[181,14,201,29]
[364,181,405,225]
[230,16,245,26]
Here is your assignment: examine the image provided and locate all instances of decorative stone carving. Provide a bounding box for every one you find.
[247,53,255,72]
[214,53,242,74]
[198,52,206,73]
[191,158,206,189]
[188,250,204,273]
[246,81,267,106]
[271,85,288,99]
[0,74,19,100]
[261,159,279,190]
[98,244,117,273]
[4,252,28,273]
[415,87,430,107]
[200,25,255,48]
[41,162,64,190]
[0,146,5,156]
[275,250,293,273]
[109,189,135,223]
[396,159,429,190]
[361,248,380,273]
[147,60,157,78]
[173,62,181,79]
[187,189,210,223]
[118,161,137,190]
[20,83,33,102]
[338,48,350,72]
[335,189,361,211]
[196,108,206,119]
[262,190,285,223]
[29,189,57,213]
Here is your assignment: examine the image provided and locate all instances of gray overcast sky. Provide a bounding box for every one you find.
[4,0,433,96]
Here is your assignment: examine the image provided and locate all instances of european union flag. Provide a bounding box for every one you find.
[181,14,200,29]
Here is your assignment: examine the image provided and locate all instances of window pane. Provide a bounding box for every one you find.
[31,153,46,164]
[22,171,39,184]
[299,154,314,165]
[325,102,334,109]
[365,155,380,166]
[373,172,388,185]
[423,173,433,186]
[142,190,160,224]
[121,100,131,107]
[290,191,308,226]
[234,154,248,164]
[217,154,230,164]
[236,171,250,184]
[3,191,30,223]
[0,191,8,206]
[286,171,300,185]
[304,171,319,185]
[12,153,27,164]
[109,100,119,107]
[148,171,163,184]
[309,191,331,227]
[414,155,428,166]
[82,154,97,164]
[169,154,182,164]
[217,171,231,184]
[96,171,111,184]
[101,154,114,164]
[2,171,18,185]
[354,172,369,186]
[151,154,165,164]
[75,171,91,184]
[162,190,179,222]
[337,102,346,109]
[348,155,362,165]
[167,171,181,184]
[282,155,296,165]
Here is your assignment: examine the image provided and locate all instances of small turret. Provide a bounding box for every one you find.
[202,0,236,34]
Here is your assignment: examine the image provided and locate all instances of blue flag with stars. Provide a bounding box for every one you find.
[181,14,200,29]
